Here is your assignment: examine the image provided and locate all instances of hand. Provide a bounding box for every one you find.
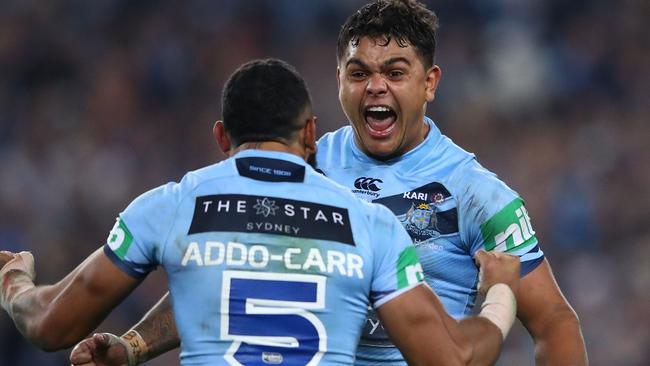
[70,333,129,366]
[474,250,520,296]
[0,251,36,314]
[0,251,16,269]
[0,251,35,280]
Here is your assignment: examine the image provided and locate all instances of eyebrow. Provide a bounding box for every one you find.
[383,57,411,67]
[345,59,368,69]
[345,57,412,69]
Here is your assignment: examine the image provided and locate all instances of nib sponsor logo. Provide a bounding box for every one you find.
[353,177,382,197]
[480,198,538,252]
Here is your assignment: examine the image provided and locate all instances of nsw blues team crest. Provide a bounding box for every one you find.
[403,202,439,238]
[374,181,459,242]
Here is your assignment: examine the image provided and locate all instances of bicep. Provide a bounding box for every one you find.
[517,259,577,335]
[376,284,468,366]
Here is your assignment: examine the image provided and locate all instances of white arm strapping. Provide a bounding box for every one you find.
[0,252,36,318]
[119,329,150,366]
[478,283,517,340]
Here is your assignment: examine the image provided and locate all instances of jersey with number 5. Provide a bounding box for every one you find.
[103,150,424,366]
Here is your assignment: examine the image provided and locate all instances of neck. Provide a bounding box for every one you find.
[232,141,306,160]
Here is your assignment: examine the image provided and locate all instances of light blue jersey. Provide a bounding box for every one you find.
[104,150,424,366]
[316,118,545,365]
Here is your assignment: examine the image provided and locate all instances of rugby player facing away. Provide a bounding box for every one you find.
[1,59,521,366]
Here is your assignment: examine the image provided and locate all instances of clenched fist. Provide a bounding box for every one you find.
[0,251,15,269]
[70,333,130,366]
[474,250,520,295]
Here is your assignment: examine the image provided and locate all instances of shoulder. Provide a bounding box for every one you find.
[306,166,366,207]
[125,160,231,217]
[450,159,538,252]
[450,158,519,206]
[316,125,353,167]
[317,125,351,148]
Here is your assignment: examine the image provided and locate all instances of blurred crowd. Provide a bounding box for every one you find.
[0,0,648,365]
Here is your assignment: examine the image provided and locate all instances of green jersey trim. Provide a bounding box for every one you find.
[107,217,135,260]
[396,246,424,289]
[480,198,538,252]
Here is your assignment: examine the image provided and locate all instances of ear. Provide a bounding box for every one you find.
[336,67,341,90]
[213,121,232,156]
[303,116,317,158]
[424,65,442,102]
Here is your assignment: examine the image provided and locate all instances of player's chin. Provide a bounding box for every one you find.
[363,139,401,160]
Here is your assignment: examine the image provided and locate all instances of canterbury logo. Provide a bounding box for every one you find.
[354,177,383,191]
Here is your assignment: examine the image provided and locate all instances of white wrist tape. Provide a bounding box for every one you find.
[478,283,517,340]
[0,252,36,318]
[119,329,150,366]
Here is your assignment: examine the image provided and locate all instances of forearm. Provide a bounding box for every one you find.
[529,308,587,366]
[4,249,113,349]
[5,277,56,348]
[6,282,91,351]
[455,317,503,366]
[124,292,180,363]
[381,283,511,366]
[445,282,520,365]
[10,276,119,350]
[0,251,68,350]
[3,249,141,351]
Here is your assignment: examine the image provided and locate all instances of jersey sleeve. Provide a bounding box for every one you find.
[367,203,425,308]
[457,163,544,276]
[103,182,180,278]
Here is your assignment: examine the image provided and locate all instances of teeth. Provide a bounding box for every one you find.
[366,106,392,112]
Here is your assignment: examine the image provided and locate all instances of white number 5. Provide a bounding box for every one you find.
[221,270,327,366]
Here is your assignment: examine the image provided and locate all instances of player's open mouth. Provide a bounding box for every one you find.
[364,105,397,138]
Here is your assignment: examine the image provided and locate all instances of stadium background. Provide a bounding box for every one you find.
[0,0,647,365]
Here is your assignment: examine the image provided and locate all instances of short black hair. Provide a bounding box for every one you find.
[222,58,312,146]
[337,0,439,69]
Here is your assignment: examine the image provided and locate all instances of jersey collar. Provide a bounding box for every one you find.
[232,149,308,166]
[232,150,309,183]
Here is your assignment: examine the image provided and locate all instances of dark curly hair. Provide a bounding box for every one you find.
[222,58,312,146]
[337,0,439,70]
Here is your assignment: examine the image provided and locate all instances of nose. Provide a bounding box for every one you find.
[366,73,387,96]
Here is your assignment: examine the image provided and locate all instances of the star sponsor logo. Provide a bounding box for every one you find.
[189,194,355,245]
[253,197,279,217]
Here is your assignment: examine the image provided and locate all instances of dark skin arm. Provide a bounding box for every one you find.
[70,292,180,365]
[517,259,588,365]
[2,248,141,351]
[69,293,179,366]
[132,292,180,357]
[71,251,520,366]
[72,285,506,366]
[377,244,520,365]
[379,284,503,366]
